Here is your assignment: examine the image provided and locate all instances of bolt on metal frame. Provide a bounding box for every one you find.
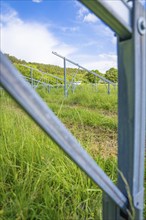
[0,0,145,219]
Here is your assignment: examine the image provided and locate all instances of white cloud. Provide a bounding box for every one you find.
[1,6,77,67]
[75,2,98,24]
[61,26,79,33]
[75,1,90,22]
[1,4,117,72]
[83,13,98,23]
[75,1,89,18]
[32,0,43,3]
[70,53,117,73]
[103,27,117,45]
[78,7,88,18]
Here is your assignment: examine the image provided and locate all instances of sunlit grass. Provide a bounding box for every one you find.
[0,85,145,219]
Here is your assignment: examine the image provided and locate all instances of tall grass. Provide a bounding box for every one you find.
[0,85,145,219]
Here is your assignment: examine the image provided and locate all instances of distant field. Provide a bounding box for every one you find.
[0,85,145,219]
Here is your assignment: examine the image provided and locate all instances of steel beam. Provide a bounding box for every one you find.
[117,1,146,219]
[30,68,33,87]
[64,58,67,97]
[79,1,146,219]
[20,64,64,81]
[0,52,128,214]
[24,76,53,88]
[79,0,132,40]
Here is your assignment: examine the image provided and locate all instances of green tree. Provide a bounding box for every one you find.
[5,54,27,64]
[85,70,103,83]
[105,68,118,83]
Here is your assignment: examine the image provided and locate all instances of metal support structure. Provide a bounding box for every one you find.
[67,67,80,94]
[117,1,146,219]
[0,0,145,219]
[48,84,51,93]
[30,68,33,87]
[24,76,53,91]
[0,52,128,214]
[107,83,110,95]
[21,64,64,82]
[79,0,132,40]
[95,83,98,92]
[20,64,66,93]
[52,51,115,86]
[64,58,67,97]
[79,0,145,219]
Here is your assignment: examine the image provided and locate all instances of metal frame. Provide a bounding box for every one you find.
[24,76,53,90]
[20,64,64,82]
[0,52,128,213]
[20,64,79,95]
[79,0,146,219]
[79,0,132,40]
[64,58,67,96]
[52,51,115,96]
[0,0,145,219]
[20,64,65,92]
[117,1,146,219]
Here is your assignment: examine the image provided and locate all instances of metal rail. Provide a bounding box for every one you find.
[0,51,128,214]
[117,1,146,219]
[24,76,53,87]
[25,76,64,88]
[52,51,115,86]
[20,64,64,81]
[78,0,145,219]
[1,0,145,219]
[79,0,132,40]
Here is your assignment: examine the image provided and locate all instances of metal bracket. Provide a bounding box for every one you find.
[137,17,146,35]
[133,188,144,210]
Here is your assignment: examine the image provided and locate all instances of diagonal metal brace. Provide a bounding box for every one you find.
[0,52,128,214]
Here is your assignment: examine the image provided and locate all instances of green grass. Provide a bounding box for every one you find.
[0,85,145,219]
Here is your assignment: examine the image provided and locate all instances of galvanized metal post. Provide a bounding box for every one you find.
[30,68,33,87]
[52,51,115,87]
[64,58,67,97]
[95,76,98,92]
[72,79,75,93]
[56,79,58,89]
[48,84,50,93]
[117,1,146,219]
[79,0,145,219]
[107,83,110,94]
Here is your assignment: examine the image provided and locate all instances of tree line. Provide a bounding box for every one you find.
[6,54,118,84]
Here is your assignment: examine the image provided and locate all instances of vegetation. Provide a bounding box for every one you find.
[1,55,145,219]
[5,54,118,84]
[105,68,118,83]
[85,70,103,83]
[0,85,119,220]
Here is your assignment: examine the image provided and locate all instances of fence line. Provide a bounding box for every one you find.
[0,51,128,214]
[0,0,145,219]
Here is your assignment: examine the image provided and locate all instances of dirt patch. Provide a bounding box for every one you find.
[66,122,117,159]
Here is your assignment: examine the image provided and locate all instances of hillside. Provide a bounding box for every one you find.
[5,54,117,85]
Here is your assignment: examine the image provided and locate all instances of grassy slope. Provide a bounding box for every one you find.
[0,85,145,219]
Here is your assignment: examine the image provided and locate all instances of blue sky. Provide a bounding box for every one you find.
[1,0,145,73]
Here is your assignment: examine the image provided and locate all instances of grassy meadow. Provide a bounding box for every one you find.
[0,84,145,219]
